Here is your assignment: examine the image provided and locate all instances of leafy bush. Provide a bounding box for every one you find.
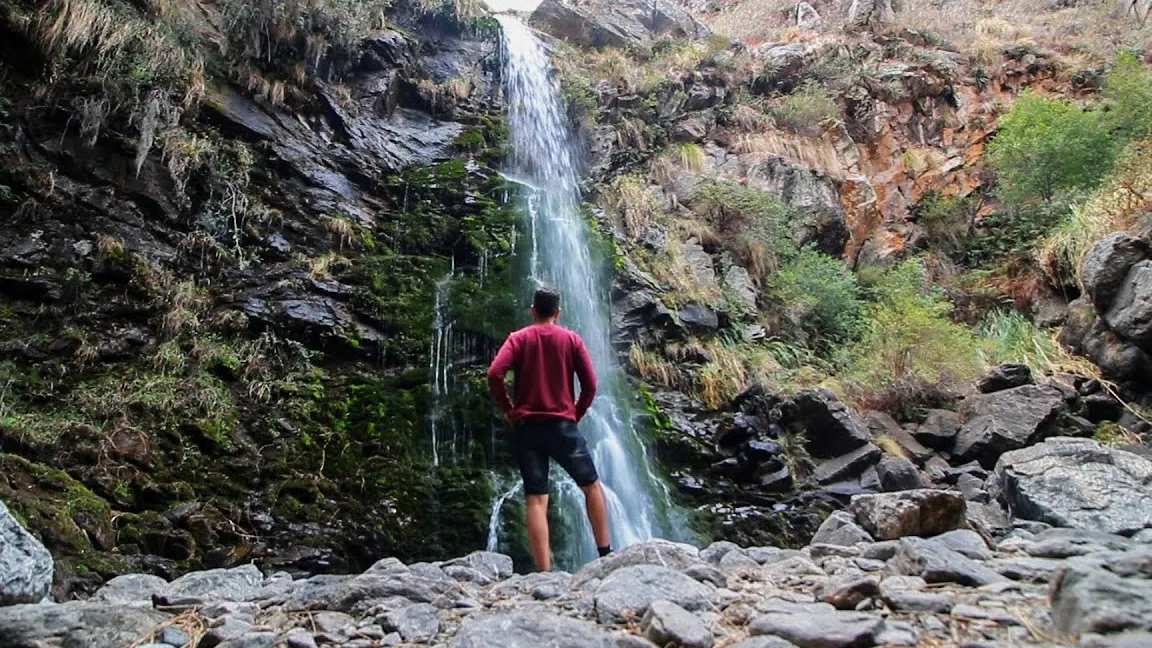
[768,81,840,135]
[835,259,984,417]
[1039,141,1152,287]
[695,180,799,278]
[987,91,1114,206]
[768,249,866,353]
[1103,50,1152,142]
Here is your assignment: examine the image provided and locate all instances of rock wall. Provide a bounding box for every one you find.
[0,1,528,595]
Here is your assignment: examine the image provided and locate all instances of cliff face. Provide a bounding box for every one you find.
[0,0,527,595]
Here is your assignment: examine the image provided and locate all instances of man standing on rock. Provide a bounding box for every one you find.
[487,285,612,571]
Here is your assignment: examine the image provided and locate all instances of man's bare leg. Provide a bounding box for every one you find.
[525,493,552,571]
[581,480,611,551]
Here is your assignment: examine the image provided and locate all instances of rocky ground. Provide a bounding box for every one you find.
[5,451,1152,648]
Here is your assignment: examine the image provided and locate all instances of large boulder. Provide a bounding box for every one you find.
[531,0,710,49]
[993,437,1152,537]
[848,490,967,540]
[1049,547,1152,638]
[846,0,901,32]
[952,384,1071,467]
[1104,260,1152,348]
[0,602,168,647]
[594,565,714,623]
[913,409,960,451]
[780,389,872,459]
[1081,233,1149,311]
[1059,298,1152,382]
[573,540,705,587]
[0,499,54,606]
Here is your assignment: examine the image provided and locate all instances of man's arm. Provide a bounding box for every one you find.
[487,336,517,420]
[573,337,598,421]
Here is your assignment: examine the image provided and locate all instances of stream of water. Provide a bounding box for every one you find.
[489,14,681,567]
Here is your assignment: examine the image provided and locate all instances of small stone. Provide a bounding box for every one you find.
[930,529,992,560]
[384,603,440,642]
[93,574,169,607]
[817,575,879,610]
[616,635,661,648]
[987,557,1064,583]
[216,633,277,648]
[882,590,955,613]
[595,565,714,623]
[284,628,318,648]
[719,549,760,575]
[641,600,712,648]
[874,621,919,646]
[750,611,883,647]
[700,541,741,565]
[951,604,1020,625]
[201,617,253,647]
[727,638,801,648]
[159,626,192,647]
[810,512,874,546]
[358,625,386,640]
[809,544,861,560]
[313,611,355,636]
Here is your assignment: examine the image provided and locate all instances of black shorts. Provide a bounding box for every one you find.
[510,418,599,496]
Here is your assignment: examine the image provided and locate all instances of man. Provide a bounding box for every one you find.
[487,285,612,571]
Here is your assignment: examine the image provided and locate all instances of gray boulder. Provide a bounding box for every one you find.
[810,511,874,546]
[813,443,882,485]
[876,456,926,492]
[781,389,872,459]
[163,564,263,603]
[93,573,168,606]
[889,537,1007,586]
[641,600,712,648]
[1105,260,1152,347]
[1049,547,1152,638]
[384,603,440,642]
[0,500,54,605]
[953,384,1070,467]
[574,539,704,587]
[1059,298,1152,382]
[531,0,710,49]
[749,610,883,647]
[848,489,967,540]
[0,602,167,648]
[594,565,713,623]
[450,611,615,648]
[1081,233,1149,311]
[441,551,514,582]
[913,409,960,451]
[993,437,1152,536]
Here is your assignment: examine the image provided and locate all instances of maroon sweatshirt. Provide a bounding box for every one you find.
[487,323,598,423]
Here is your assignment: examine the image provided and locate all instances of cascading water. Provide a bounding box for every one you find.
[492,14,684,567]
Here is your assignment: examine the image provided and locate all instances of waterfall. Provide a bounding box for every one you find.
[493,14,680,567]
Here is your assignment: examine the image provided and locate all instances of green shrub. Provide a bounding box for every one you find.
[1103,50,1152,142]
[768,81,840,135]
[695,180,799,278]
[835,259,984,417]
[987,91,1114,206]
[768,249,866,353]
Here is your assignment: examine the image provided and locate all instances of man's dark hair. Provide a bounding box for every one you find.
[532,286,561,318]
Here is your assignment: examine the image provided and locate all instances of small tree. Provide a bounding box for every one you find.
[1103,50,1152,142]
[987,92,1114,206]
